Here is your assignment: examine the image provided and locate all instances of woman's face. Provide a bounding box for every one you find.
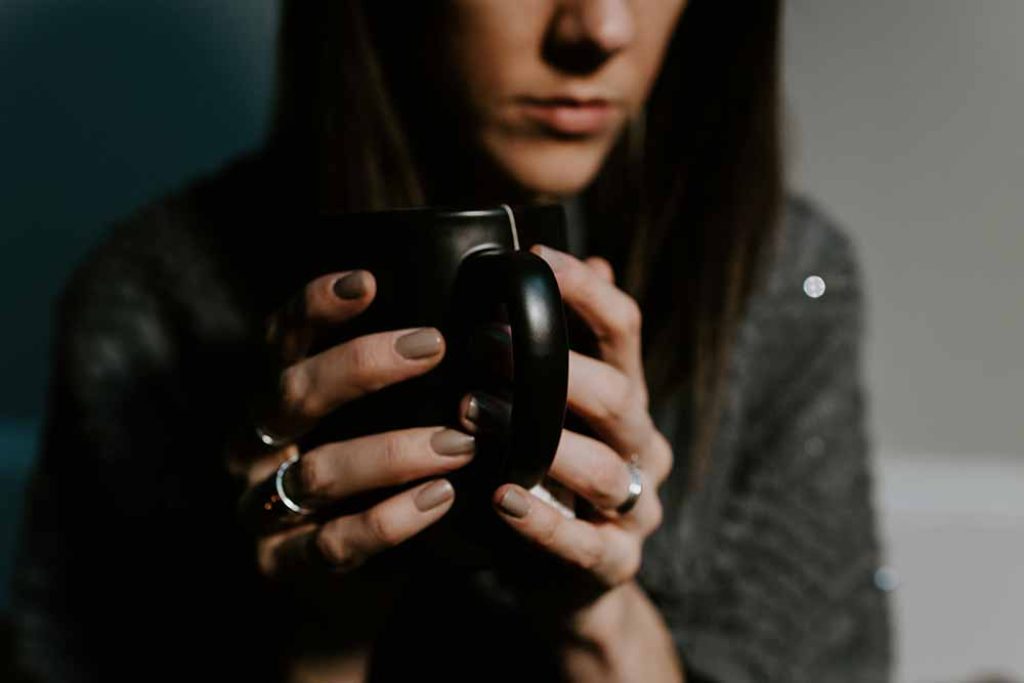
[438,0,687,201]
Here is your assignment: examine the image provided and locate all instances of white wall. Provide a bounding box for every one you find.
[784,1,1024,460]
[784,2,1024,680]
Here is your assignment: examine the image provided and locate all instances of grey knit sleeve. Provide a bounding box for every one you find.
[639,198,894,682]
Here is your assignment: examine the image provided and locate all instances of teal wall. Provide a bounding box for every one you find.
[1,0,277,609]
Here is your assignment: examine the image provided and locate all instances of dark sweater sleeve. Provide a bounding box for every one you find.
[646,201,894,682]
[9,238,178,681]
[9,215,281,682]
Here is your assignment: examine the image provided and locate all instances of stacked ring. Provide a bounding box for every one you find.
[255,423,292,449]
[275,453,313,515]
[237,450,313,534]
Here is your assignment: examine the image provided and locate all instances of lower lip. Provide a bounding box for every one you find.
[519,101,616,136]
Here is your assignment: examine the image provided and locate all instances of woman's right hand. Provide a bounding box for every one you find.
[227,269,476,582]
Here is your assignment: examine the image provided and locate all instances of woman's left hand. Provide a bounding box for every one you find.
[460,244,676,644]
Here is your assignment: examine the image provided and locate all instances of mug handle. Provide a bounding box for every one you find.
[452,248,569,489]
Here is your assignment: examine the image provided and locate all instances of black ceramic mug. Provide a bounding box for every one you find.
[282,203,573,567]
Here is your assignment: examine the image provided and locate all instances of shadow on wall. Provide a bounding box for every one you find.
[0,0,274,419]
[0,0,275,610]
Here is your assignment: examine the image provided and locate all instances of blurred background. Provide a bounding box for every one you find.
[785,3,1024,680]
[1,1,1021,680]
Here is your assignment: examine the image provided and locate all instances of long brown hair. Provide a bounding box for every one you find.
[265,0,784,491]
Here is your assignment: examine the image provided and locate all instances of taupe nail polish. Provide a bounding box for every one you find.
[396,328,443,359]
[415,480,454,511]
[333,271,367,300]
[497,488,530,518]
[464,395,480,424]
[430,428,475,456]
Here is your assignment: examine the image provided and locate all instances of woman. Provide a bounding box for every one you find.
[11,1,893,681]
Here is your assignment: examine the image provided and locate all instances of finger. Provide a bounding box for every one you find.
[265,270,377,365]
[225,401,314,483]
[492,484,643,588]
[457,373,673,492]
[284,427,475,509]
[531,244,644,383]
[258,478,455,579]
[545,430,663,533]
[566,349,651,453]
[258,326,446,439]
[584,255,615,284]
[457,390,511,436]
[565,350,674,486]
[546,430,629,511]
[642,428,675,488]
[239,442,300,488]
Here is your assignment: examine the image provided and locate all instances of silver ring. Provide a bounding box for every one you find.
[256,422,292,449]
[276,453,313,515]
[616,459,643,515]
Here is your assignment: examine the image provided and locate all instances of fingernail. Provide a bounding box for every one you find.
[333,271,367,300]
[464,395,480,424]
[430,428,475,456]
[497,488,530,518]
[396,328,443,359]
[463,392,506,428]
[415,479,454,512]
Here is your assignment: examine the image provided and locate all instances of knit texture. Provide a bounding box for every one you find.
[639,198,893,682]
[9,152,892,681]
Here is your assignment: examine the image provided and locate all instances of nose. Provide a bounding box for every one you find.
[544,0,636,74]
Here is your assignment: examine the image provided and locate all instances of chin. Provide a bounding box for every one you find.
[482,134,615,201]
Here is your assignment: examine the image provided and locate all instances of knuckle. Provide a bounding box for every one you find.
[280,364,318,418]
[645,498,665,534]
[635,383,651,413]
[610,296,643,337]
[562,261,588,289]
[592,458,627,506]
[574,535,605,572]
[588,255,613,276]
[344,339,387,392]
[660,440,675,481]
[649,431,674,483]
[594,376,632,426]
[567,268,598,302]
[294,452,326,500]
[611,376,636,417]
[363,505,402,548]
[619,297,643,335]
[602,543,642,587]
[378,431,411,475]
[616,544,643,584]
[314,525,355,570]
[536,512,561,549]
